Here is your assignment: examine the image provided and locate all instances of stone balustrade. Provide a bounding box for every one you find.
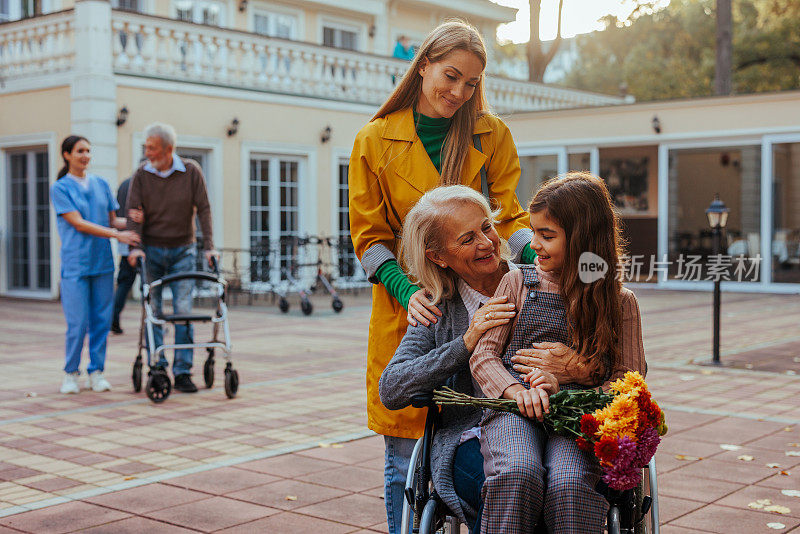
[0,11,75,84]
[1,9,626,112]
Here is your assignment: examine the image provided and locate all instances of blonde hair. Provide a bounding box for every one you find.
[373,21,491,186]
[401,185,511,304]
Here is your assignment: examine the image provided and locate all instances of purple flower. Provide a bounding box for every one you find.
[635,426,661,466]
[602,436,642,490]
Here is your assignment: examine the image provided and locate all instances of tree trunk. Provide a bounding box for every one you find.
[527,0,564,83]
[715,0,733,95]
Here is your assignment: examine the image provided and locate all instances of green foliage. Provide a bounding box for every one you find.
[560,0,800,100]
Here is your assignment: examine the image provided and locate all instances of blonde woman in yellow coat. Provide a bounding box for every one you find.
[348,21,536,534]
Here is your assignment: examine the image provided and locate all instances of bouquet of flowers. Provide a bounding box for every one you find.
[433,371,667,490]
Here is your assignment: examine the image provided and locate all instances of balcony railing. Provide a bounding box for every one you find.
[0,11,75,84]
[0,9,626,112]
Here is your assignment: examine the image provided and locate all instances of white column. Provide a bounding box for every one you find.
[71,0,118,183]
[372,5,389,56]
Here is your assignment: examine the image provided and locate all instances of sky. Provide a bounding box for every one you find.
[492,0,671,43]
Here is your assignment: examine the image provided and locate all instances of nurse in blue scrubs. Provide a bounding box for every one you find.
[50,136,141,394]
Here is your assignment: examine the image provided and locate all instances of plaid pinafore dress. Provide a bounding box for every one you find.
[478,265,606,534]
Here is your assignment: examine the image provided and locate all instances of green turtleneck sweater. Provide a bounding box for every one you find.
[413,110,451,173]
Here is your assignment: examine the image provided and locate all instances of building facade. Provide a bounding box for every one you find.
[3,1,797,299]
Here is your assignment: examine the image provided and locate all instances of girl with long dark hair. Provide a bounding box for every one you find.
[469,172,647,533]
[50,135,140,394]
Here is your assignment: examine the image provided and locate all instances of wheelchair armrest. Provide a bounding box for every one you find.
[411,393,435,409]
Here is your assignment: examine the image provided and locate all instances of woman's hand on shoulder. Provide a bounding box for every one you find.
[407,289,442,327]
[462,296,516,352]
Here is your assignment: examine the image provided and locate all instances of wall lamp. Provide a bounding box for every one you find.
[369,25,376,38]
[320,125,331,144]
[651,115,661,134]
[116,106,129,127]
[227,118,239,137]
[238,0,248,12]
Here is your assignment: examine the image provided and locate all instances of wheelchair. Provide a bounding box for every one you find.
[401,395,660,534]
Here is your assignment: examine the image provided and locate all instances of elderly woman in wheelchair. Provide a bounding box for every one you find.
[379,185,643,533]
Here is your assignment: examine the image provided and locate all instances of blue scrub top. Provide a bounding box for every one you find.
[51,174,119,278]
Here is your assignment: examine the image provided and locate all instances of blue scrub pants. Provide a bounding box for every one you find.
[60,272,114,374]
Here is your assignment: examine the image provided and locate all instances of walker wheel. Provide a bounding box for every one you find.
[332,297,344,313]
[278,297,290,313]
[132,356,143,393]
[203,351,215,389]
[224,364,239,399]
[146,370,171,403]
[301,298,313,316]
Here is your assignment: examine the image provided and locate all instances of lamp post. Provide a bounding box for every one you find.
[705,194,729,364]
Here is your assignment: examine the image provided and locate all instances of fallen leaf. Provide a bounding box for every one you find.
[766,522,786,529]
[25,392,37,398]
[794,357,800,363]
[720,444,742,451]
[675,454,701,461]
[745,363,754,369]
[331,444,343,448]
[701,369,714,375]
[784,427,794,432]
[767,463,782,468]
[124,476,136,481]
[780,471,790,476]
[789,443,800,448]
[764,504,791,514]
[786,451,800,457]
[318,443,330,448]
[737,455,754,462]
[786,370,797,375]
[285,495,297,501]
[782,490,800,497]
[749,499,772,509]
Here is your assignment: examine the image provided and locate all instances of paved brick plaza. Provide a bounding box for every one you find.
[0,287,798,533]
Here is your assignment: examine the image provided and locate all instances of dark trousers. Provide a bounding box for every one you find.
[112,256,138,325]
[453,437,485,534]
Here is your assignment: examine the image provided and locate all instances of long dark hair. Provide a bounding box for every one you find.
[57,135,89,179]
[528,172,627,370]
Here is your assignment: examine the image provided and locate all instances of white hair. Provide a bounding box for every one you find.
[144,122,177,148]
[400,185,511,304]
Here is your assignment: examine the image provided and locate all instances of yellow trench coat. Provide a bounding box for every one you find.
[348,107,532,439]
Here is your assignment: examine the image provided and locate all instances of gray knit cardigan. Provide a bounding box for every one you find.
[379,292,482,524]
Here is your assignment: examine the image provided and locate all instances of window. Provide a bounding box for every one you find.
[174,0,224,26]
[249,155,303,285]
[1,0,45,21]
[253,10,299,39]
[771,142,800,284]
[335,159,365,282]
[111,0,143,11]
[6,149,50,292]
[323,25,359,51]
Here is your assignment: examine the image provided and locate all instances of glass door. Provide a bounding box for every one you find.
[6,149,50,293]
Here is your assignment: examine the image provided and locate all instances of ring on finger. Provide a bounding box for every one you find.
[486,312,493,320]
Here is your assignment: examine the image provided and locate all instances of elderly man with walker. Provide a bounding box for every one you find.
[126,123,218,393]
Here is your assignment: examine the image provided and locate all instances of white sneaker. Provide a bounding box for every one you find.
[86,371,112,392]
[60,372,80,394]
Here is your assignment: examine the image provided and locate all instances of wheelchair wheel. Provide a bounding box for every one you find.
[332,297,344,313]
[224,363,239,399]
[132,356,143,393]
[203,350,215,388]
[608,505,621,534]
[278,297,289,313]
[146,370,171,403]
[301,297,313,316]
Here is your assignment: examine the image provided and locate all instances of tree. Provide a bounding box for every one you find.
[526,0,564,82]
[715,0,733,95]
[560,0,800,101]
